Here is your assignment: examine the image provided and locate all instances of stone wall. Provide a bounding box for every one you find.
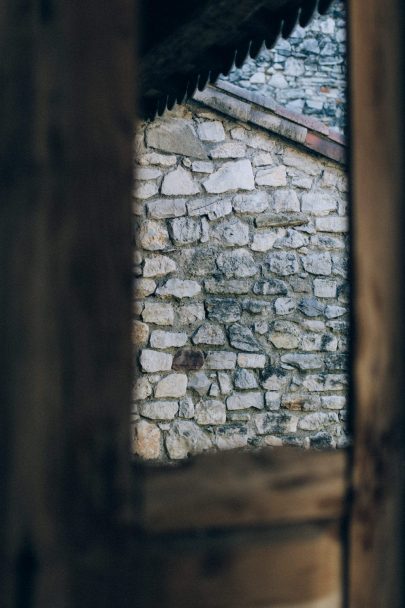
[219,0,346,133]
[132,92,349,462]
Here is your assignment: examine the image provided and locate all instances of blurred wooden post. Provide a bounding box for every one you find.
[348,0,405,605]
[0,2,136,605]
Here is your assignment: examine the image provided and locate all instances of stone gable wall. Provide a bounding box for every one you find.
[132,100,349,462]
[219,1,346,133]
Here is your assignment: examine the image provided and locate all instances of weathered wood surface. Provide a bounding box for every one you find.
[0,2,136,606]
[136,522,343,608]
[348,0,405,606]
[136,447,347,533]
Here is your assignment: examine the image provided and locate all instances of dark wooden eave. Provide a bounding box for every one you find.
[139,0,335,119]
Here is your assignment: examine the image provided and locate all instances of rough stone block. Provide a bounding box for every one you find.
[147,198,187,219]
[140,349,173,373]
[197,120,226,142]
[255,165,287,187]
[165,420,212,459]
[161,166,200,196]
[195,399,226,425]
[192,323,226,346]
[228,323,261,352]
[210,142,246,158]
[146,119,207,159]
[132,420,161,459]
[206,298,242,323]
[156,278,201,299]
[187,197,233,220]
[172,349,204,371]
[142,302,174,326]
[227,392,264,410]
[254,412,298,434]
[203,160,255,194]
[211,218,249,247]
[302,252,332,275]
[155,373,188,398]
[205,351,237,370]
[232,191,269,214]
[138,220,170,251]
[169,217,202,244]
[150,331,188,349]
[143,255,177,277]
[217,248,258,278]
[139,400,178,420]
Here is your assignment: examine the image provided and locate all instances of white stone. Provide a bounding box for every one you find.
[302,252,332,275]
[156,278,201,299]
[284,57,305,76]
[218,372,233,394]
[195,400,226,425]
[142,302,174,326]
[227,392,264,410]
[211,218,249,247]
[255,165,287,187]
[250,71,266,84]
[298,412,339,431]
[274,228,307,249]
[197,121,226,142]
[268,73,288,88]
[205,351,237,370]
[314,278,337,298]
[283,150,319,175]
[273,189,300,212]
[192,160,214,173]
[147,198,187,219]
[138,152,177,166]
[322,396,347,409]
[134,182,158,200]
[303,374,348,392]
[269,332,300,349]
[255,412,298,434]
[232,191,269,214]
[265,252,299,275]
[139,400,178,420]
[138,220,169,251]
[143,255,177,277]
[136,166,162,180]
[192,323,225,346]
[133,376,152,401]
[133,278,156,298]
[155,373,188,398]
[281,353,323,370]
[274,297,296,315]
[188,372,211,396]
[178,396,195,419]
[146,119,207,158]
[234,368,258,390]
[265,392,281,410]
[203,160,255,194]
[140,349,173,373]
[316,217,349,232]
[325,305,347,319]
[253,152,274,166]
[169,217,201,244]
[150,331,188,349]
[132,420,161,459]
[161,166,199,196]
[301,192,338,216]
[210,142,246,158]
[251,229,284,252]
[237,353,266,369]
[187,197,233,220]
[179,303,206,324]
[165,421,212,459]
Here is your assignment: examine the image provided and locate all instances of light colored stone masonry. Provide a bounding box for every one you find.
[132,90,349,462]
[219,1,346,133]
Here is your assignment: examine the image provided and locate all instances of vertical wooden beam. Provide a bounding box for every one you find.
[348,1,405,605]
[0,1,137,606]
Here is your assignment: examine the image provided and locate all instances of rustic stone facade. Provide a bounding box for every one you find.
[132,86,348,461]
[219,0,346,133]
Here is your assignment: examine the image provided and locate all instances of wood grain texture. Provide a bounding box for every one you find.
[348,0,405,605]
[0,2,136,605]
[136,447,347,533]
[136,522,342,608]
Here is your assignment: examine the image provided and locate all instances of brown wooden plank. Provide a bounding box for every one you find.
[0,2,137,605]
[348,0,405,606]
[136,448,347,533]
[137,522,342,608]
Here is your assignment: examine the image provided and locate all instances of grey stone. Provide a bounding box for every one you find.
[161,166,199,196]
[138,221,169,251]
[322,395,347,410]
[255,165,287,187]
[197,121,226,142]
[136,166,162,180]
[133,376,152,401]
[314,278,337,298]
[303,373,348,392]
[195,400,226,425]
[210,142,246,158]
[188,371,211,396]
[169,217,201,244]
[301,192,337,215]
[234,368,258,389]
[298,297,325,317]
[228,324,261,352]
[274,297,296,315]
[139,400,178,420]
[133,278,156,298]
[281,394,321,412]
[232,191,269,214]
[205,351,237,370]
[325,305,347,319]
[140,349,173,372]
[178,396,195,419]
[265,392,281,410]
[261,366,290,390]
[155,373,188,398]
[192,160,214,173]
[255,213,309,228]
[143,255,177,277]
[217,249,258,278]
[187,197,233,220]
[211,218,249,247]
[273,189,300,212]
[255,412,298,434]
[298,412,339,431]
[316,217,349,232]
[274,228,308,249]
[264,252,299,276]
[213,424,250,449]
[251,229,285,252]
[156,278,201,299]
[237,353,266,369]
[218,372,233,394]
[281,353,323,370]
[142,302,174,326]
[165,420,212,459]
[205,279,252,295]
[227,392,264,410]
[192,323,226,346]
[132,420,161,459]
[138,152,177,166]
[134,182,159,200]
[178,303,205,324]
[302,252,332,275]
[253,279,288,296]
[310,432,336,449]
[146,119,207,159]
[206,298,241,323]
[150,331,188,349]
[147,198,187,219]
[132,321,150,348]
[203,160,255,194]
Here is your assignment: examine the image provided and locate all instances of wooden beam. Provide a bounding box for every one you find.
[348,0,405,605]
[0,2,137,605]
